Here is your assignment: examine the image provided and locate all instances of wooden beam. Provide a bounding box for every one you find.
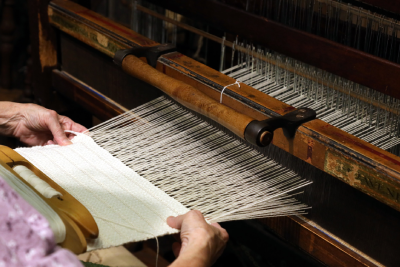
[48,0,158,58]
[52,70,127,121]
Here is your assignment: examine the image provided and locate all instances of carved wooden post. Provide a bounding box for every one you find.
[22,45,34,102]
[0,0,16,89]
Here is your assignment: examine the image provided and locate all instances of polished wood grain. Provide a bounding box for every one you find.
[49,0,157,58]
[52,69,128,121]
[261,216,380,267]
[122,54,254,138]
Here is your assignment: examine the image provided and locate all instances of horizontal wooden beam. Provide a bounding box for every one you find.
[262,216,380,267]
[159,52,400,212]
[52,70,127,120]
[147,0,400,101]
[48,0,158,58]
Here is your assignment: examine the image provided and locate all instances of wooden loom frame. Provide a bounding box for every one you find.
[39,0,399,265]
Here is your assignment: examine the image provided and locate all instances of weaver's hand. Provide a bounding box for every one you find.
[167,210,229,267]
[0,102,86,146]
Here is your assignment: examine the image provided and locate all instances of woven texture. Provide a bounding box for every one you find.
[15,134,189,251]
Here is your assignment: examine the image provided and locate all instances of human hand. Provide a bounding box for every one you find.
[0,102,87,146]
[167,210,229,267]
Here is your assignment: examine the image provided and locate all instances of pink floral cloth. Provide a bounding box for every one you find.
[0,176,83,267]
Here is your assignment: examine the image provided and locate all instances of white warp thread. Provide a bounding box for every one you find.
[16,133,189,251]
[13,165,62,199]
[220,81,241,103]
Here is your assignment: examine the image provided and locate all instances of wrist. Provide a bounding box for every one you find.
[0,102,24,135]
[171,253,210,267]
[171,233,213,267]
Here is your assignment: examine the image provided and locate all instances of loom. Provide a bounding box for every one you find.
[27,0,400,265]
[0,98,312,255]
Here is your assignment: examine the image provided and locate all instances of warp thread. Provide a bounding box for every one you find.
[220,80,241,103]
[14,97,311,252]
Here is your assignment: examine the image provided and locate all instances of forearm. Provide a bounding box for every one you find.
[169,238,213,267]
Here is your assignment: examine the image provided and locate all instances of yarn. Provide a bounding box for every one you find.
[13,165,62,199]
[220,80,241,103]
[15,96,311,250]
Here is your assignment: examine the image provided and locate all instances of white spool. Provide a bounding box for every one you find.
[0,164,66,243]
[13,165,62,199]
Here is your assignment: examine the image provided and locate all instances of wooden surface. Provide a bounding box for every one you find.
[49,0,158,58]
[160,52,400,213]
[59,32,162,110]
[262,216,380,267]
[121,54,254,139]
[52,70,128,120]
[147,0,400,101]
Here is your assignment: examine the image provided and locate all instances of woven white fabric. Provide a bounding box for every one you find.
[15,133,189,251]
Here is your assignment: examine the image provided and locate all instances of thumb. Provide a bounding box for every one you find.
[167,215,184,230]
[45,111,72,146]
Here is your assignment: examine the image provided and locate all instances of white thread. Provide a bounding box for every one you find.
[0,164,66,243]
[15,96,311,251]
[16,130,187,251]
[220,81,241,103]
[13,165,62,199]
[84,96,311,223]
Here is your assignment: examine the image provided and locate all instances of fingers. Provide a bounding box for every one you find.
[167,215,183,229]
[71,122,87,133]
[45,140,55,146]
[47,114,87,146]
[45,111,72,146]
[59,116,88,133]
[167,210,206,230]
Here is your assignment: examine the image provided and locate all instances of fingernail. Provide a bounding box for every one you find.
[62,139,73,146]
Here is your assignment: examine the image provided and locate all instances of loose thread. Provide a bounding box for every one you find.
[220,81,241,103]
[93,214,160,267]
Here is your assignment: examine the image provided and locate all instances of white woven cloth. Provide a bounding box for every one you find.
[15,133,189,251]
